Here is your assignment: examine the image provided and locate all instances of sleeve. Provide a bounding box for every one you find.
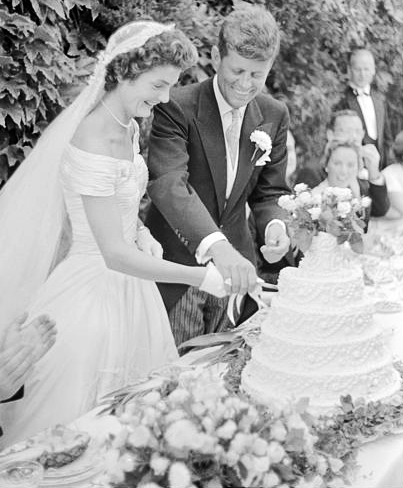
[62,149,117,196]
[383,165,403,193]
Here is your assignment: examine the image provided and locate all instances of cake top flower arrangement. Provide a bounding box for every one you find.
[101,368,346,488]
[278,184,370,253]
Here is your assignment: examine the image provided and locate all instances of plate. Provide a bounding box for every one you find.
[375,300,403,314]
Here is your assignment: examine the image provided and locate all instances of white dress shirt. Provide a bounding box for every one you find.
[351,83,378,140]
[195,76,286,263]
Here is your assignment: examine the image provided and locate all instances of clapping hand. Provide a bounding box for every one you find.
[261,222,290,263]
[136,228,163,259]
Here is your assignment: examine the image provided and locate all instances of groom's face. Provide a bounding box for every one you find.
[212,47,272,109]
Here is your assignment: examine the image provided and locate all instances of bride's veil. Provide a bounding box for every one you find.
[0,21,173,329]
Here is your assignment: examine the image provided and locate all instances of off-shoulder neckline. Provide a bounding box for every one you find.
[67,143,135,164]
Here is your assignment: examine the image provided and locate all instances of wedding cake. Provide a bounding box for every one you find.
[242,232,401,411]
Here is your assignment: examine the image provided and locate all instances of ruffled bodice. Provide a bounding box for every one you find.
[60,128,148,256]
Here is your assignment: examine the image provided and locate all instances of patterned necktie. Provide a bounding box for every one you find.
[225,109,242,168]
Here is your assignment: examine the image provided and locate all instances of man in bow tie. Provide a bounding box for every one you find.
[145,5,291,345]
[334,48,393,169]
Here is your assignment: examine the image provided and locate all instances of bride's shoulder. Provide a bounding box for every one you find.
[70,112,109,155]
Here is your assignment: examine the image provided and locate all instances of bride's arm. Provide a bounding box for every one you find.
[82,194,206,286]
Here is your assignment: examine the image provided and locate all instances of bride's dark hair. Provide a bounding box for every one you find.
[104,29,198,92]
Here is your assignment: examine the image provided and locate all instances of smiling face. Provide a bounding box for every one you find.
[326,146,359,187]
[329,114,365,146]
[212,47,272,108]
[349,50,375,89]
[119,65,181,118]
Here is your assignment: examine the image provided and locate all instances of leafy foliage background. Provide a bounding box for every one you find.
[1,0,403,185]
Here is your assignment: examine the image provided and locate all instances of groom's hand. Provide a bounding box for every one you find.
[261,222,290,263]
[207,241,257,295]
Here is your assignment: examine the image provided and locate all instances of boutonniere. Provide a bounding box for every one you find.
[250,129,272,166]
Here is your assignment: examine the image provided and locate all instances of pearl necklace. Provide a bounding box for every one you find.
[101,100,132,129]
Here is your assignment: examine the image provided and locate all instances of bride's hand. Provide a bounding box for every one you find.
[199,262,227,298]
[136,228,163,259]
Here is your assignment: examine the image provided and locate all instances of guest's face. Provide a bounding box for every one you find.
[349,52,375,88]
[330,115,364,146]
[212,47,272,109]
[326,146,359,187]
[119,65,181,118]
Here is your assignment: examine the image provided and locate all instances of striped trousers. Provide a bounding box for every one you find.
[168,286,233,348]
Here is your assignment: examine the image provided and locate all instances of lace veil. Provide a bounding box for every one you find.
[0,21,173,329]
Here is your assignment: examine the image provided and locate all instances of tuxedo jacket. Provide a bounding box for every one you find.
[334,86,393,168]
[145,78,290,310]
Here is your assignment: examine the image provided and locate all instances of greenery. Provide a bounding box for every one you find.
[2,0,403,185]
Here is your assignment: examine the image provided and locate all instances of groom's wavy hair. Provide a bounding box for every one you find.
[218,6,280,62]
[104,29,198,92]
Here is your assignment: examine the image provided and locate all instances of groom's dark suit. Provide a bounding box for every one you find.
[146,78,290,314]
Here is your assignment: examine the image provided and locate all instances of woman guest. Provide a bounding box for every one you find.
[0,21,228,447]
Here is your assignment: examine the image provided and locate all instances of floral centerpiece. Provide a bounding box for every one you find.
[101,368,346,488]
[278,184,371,253]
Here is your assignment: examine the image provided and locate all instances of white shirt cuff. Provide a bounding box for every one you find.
[195,232,228,264]
[264,219,287,241]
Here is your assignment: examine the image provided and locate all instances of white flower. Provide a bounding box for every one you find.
[311,193,322,205]
[361,196,371,208]
[202,416,215,434]
[295,475,324,488]
[216,420,237,439]
[150,455,170,476]
[294,183,308,194]
[270,420,287,442]
[263,471,281,488]
[230,432,250,453]
[225,449,239,466]
[165,409,187,424]
[252,437,268,456]
[128,425,151,448]
[118,452,137,472]
[296,191,313,205]
[143,391,161,405]
[337,201,351,217]
[267,441,285,463]
[168,388,190,404]
[165,419,202,450]
[253,455,270,472]
[278,195,298,212]
[250,129,272,165]
[316,455,328,476]
[307,206,321,220]
[328,457,343,473]
[141,483,163,488]
[204,477,223,488]
[168,462,192,488]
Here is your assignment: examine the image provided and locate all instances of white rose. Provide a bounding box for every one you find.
[316,455,328,476]
[225,449,239,466]
[263,471,281,488]
[128,425,151,448]
[165,419,201,450]
[230,432,250,453]
[216,420,237,440]
[294,183,308,194]
[168,462,192,488]
[307,206,321,220]
[336,201,351,217]
[252,437,268,456]
[297,191,313,205]
[267,441,285,463]
[118,452,137,472]
[150,455,170,476]
[253,455,270,473]
[361,196,371,208]
[165,409,187,424]
[168,388,190,404]
[142,391,161,405]
[270,420,287,442]
[311,193,322,205]
[328,457,343,473]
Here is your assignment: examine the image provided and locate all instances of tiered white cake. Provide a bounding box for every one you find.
[242,232,401,411]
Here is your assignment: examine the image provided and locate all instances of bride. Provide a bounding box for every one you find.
[0,21,227,446]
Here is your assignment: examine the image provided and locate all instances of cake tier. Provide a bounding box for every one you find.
[251,328,391,374]
[298,232,355,276]
[241,361,401,410]
[277,266,364,307]
[264,297,374,343]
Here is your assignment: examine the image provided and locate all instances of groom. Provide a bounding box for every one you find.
[146,5,291,345]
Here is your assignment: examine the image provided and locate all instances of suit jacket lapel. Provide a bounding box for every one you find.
[223,98,264,218]
[194,79,227,217]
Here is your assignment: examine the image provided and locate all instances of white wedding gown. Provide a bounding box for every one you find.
[1,131,178,447]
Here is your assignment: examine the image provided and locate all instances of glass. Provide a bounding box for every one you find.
[0,460,44,488]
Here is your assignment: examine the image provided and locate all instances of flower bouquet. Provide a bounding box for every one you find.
[101,369,346,488]
[278,184,370,253]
